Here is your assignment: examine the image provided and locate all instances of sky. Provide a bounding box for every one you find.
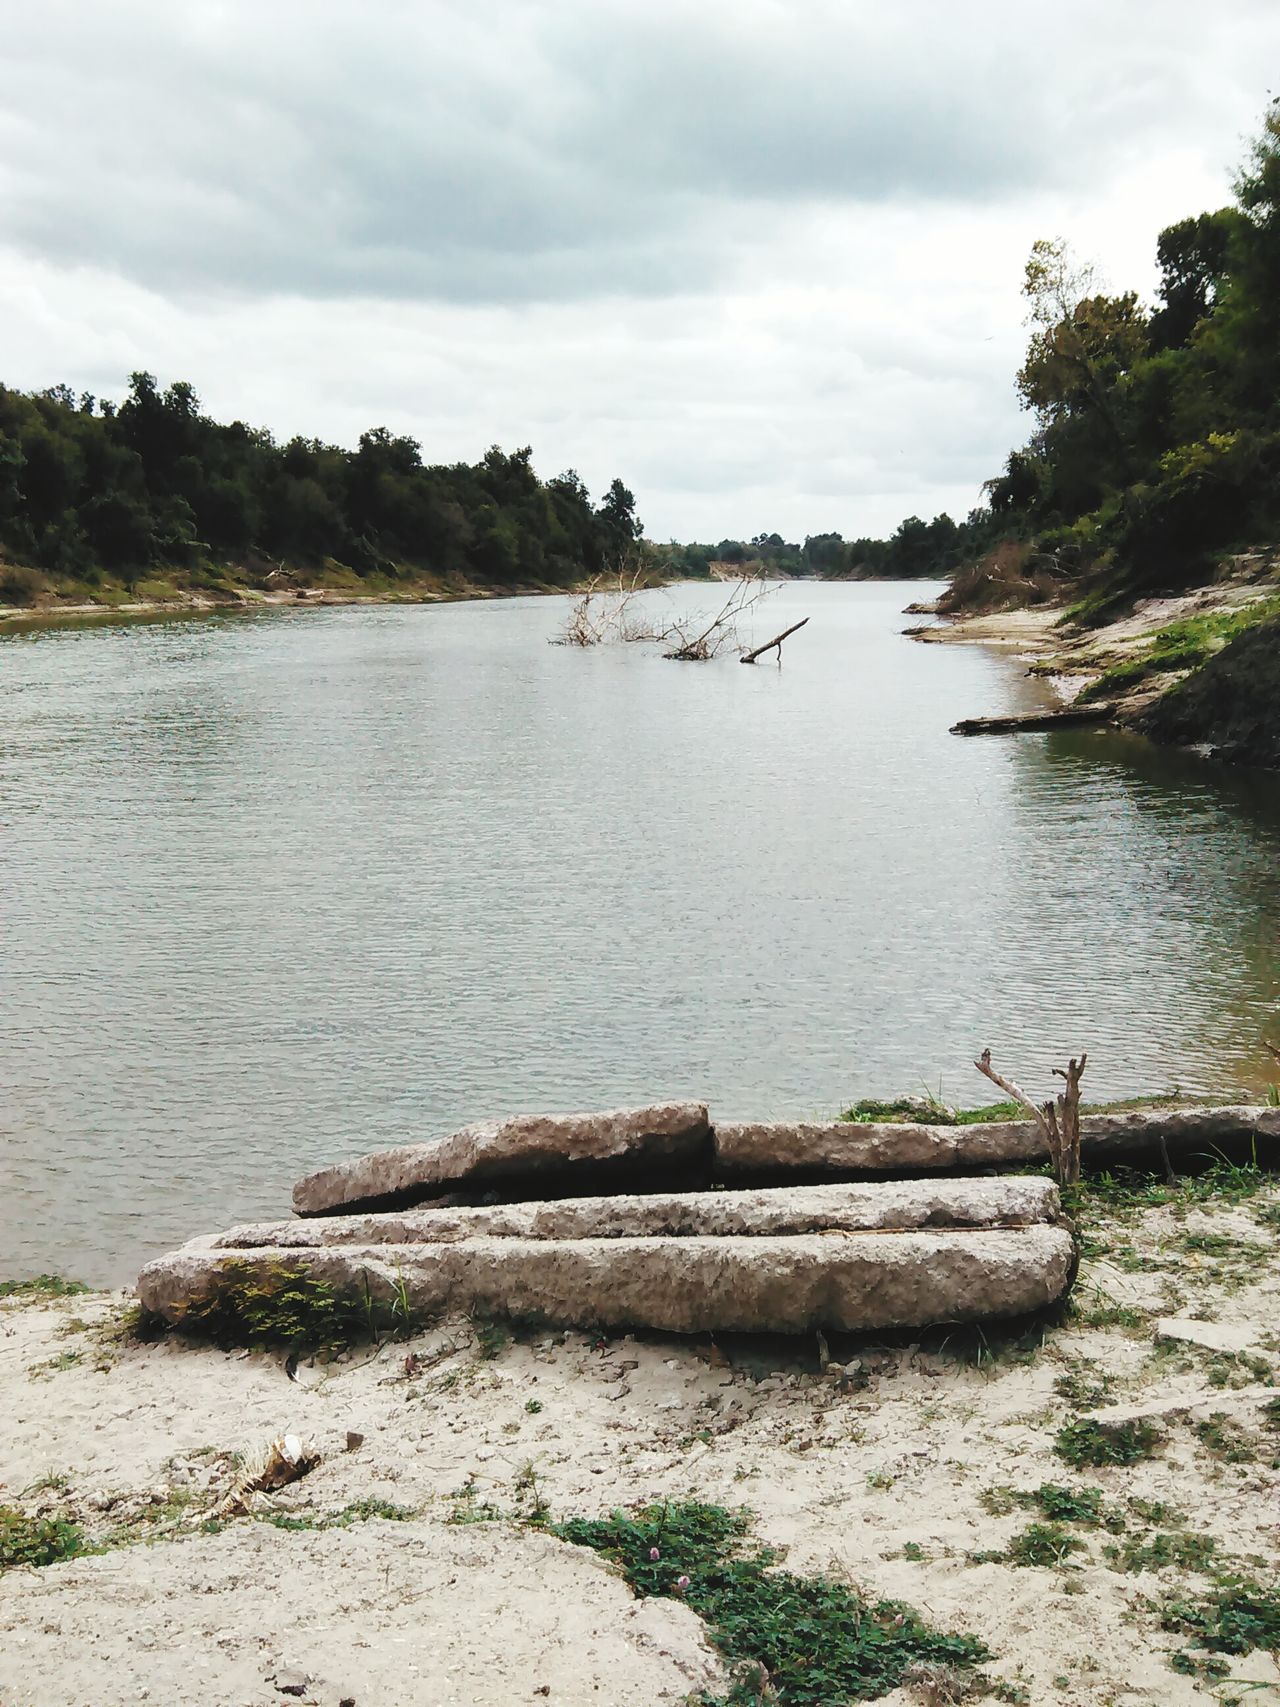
[2,1,1277,542]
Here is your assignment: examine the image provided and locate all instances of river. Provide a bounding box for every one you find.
[3,581,1279,1283]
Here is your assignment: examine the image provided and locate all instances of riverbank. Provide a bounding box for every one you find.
[4,1155,1280,1706]
[0,571,572,633]
[910,551,1280,762]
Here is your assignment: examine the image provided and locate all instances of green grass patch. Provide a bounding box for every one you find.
[1020,1483,1108,1526]
[0,1275,91,1301]
[1055,1418,1162,1468]
[553,1501,989,1704]
[0,1507,85,1571]
[158,1258,420,1352]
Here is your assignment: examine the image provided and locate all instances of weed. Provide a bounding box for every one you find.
[447,1479,505,1526]
[0,1275,91,1302]
[0,1507,85,1570]
[525,1398,543,1415]
[1261,1396,1280,1430]
[901,1541,925,1562]
[1162,1577,1280,1657]
[1070,1298,1149,1333]
[258,1498,417,1532]
[1055,1418,1162,1468]
[1006,1523,1084,1568]
[554,1501,989,1705]
[866,1470,895,1491]
[472,1314,510,1360]
[1023,1483,1107,1526]
[1194,1414,1257,1464]
[1053,1363,1114,1409]
[157,1259,420,1352]
[27,1349,85,1378]
[1129,1496,1182,1525]
[1105,1530,1219,1574]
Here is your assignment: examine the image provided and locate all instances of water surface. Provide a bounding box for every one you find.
[3,582,1278,1283]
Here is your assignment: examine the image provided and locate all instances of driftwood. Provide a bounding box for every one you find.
[951,705,1116,736]
[975,1048,1087,1186]
[740,617,810,665]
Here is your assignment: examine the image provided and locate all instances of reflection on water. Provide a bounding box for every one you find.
[2,582,1278,1283]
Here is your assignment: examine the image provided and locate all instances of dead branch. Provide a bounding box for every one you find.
[661,575,773,661]
[740,616,810,665]
[974,1046,1088,1186]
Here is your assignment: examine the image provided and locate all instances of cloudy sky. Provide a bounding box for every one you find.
[3,2,1276,540]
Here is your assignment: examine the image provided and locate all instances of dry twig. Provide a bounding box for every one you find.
[974,1046,1088,1185]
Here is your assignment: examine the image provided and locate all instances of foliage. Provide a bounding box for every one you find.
[553,1501,989,1703]
[0,1507,85,1571]
[0,375,636,594]
[160,1259,418,1352]
[1055,1418,1162,1468]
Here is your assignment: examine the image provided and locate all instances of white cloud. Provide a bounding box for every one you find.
[1,0,1276,538]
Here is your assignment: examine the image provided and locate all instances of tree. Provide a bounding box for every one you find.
[1016,240,1147,430]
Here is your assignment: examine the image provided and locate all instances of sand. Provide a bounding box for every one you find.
[3,1185,1280,1706]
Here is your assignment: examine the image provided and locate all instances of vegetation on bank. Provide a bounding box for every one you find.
[553,1501,989,1704]
[0,373,643,606]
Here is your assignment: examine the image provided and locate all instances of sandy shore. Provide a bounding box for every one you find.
[4,1179,1280,1707]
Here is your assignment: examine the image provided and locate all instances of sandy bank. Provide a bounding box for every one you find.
[4,1174,1280,1706]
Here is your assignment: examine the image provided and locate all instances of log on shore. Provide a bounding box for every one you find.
[137,1224,1076,1336]
[950,704,1117,736]
[713,1106,1280,1179]
[213,1177,1064,1250]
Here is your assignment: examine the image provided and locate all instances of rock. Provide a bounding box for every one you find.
[292,1103,712,1216]
[713,1106,1280,1178]
[1154,1318,1264,1355]
[217,1177,1063,1250]
[272,1671,309,1698]
[137,1224,1075,1336]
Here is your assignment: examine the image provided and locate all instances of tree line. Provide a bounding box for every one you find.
[906,99,1280,603]
[0,374,642,601]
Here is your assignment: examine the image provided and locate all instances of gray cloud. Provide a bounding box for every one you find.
[4,0,1273,305]
[1,0,1277,537]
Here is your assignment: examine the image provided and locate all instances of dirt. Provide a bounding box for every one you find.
[4,1182,1280,1706]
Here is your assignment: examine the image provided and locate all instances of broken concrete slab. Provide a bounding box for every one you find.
[713,1106,1280,1179]
[137,1225,1076,1336]
[1154,1318,1266,1356]
[218,1177,1064,1250]
[292,1103,712,1217]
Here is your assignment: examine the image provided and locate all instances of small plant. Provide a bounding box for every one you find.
[0,1507,85,1571]
[1055,1418,1162,1468]
[525,1398,543,1414]
[472,1313,510,1360]
[1194,1414,1256,1464]
[160,1259,419,1352]
[1006,1522,1084,1568]
[901,1541,926,1562]
[1106,1530,1218,1574]
[259,1498,417,1532]
[553,1502,989,1705]
[1023,1483,1106,1526]
[0,1275,91,1301]
[1162,1578,1280,1657]
[1053,1364,1114,1408]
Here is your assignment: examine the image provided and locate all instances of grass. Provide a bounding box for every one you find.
[553,1502,989,1704]
[0,1507,85,1571]
[1194,1414,1257,1464]
[841,1091,1190,1127]
[153,1258,420,1352]
[1055,1418,1162,1468]
[0,1275,91,1301]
